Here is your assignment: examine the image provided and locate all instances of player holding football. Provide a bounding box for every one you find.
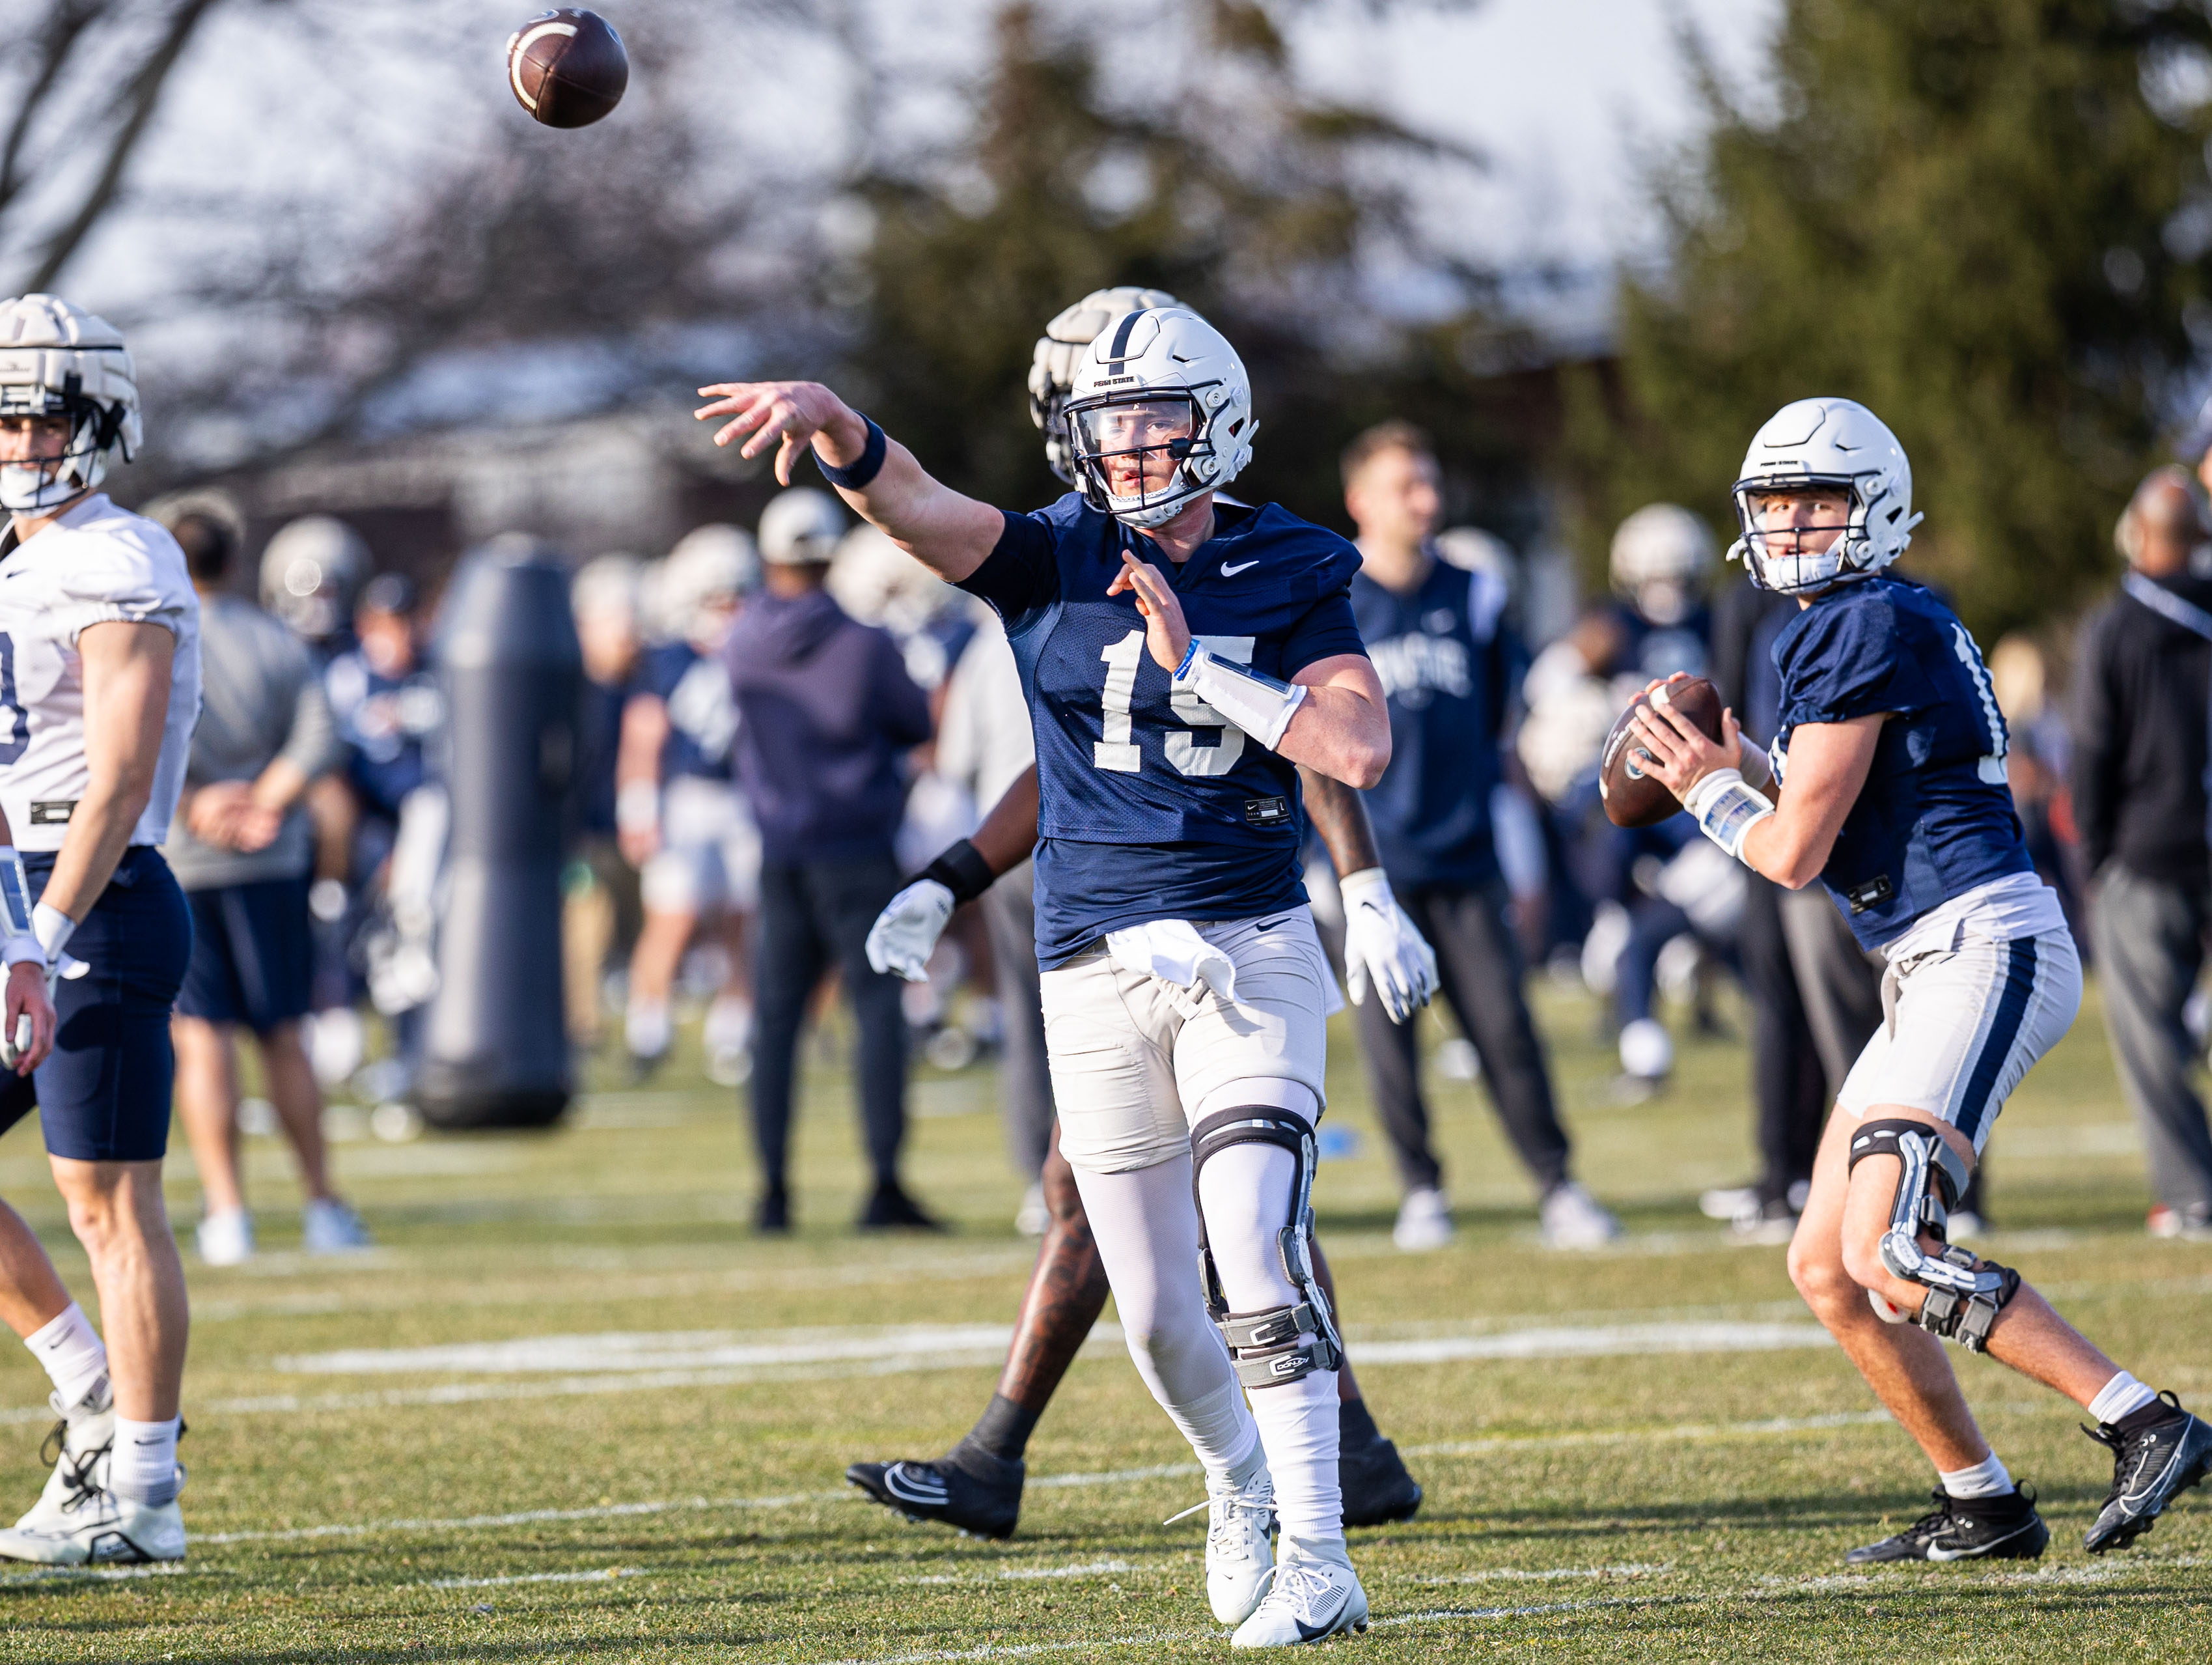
[844,290,1430,1547]
[0,295,202,1564]
[1629,397,2211,1563]
[701,309,1385,1645]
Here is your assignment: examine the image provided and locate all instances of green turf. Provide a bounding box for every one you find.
[0,975,2205,1660]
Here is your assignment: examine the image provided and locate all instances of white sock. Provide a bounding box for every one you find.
[1937,1451,2012,1500]
[2087,1370,2159,1427]
[626,997,672,1058]
[24,1302,107,1412]
[109,1416,180,1507]
[1249,1371,1345,1539]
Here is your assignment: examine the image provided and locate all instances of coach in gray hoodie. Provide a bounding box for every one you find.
[723,488,935,1234]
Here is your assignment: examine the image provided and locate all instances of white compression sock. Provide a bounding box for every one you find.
[1196,1138,1344,1544]
[23,1302,107,1410]
[109,1417,180,1507]
[2087,1371,2159,1427]
[626,998,672,1059]
[1069,1157,1257,1483]
[1937,1451,2013,1500]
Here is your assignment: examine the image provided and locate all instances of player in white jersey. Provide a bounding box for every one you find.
[0,294,202,1565]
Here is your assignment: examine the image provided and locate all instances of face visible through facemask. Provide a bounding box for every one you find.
[1080,399,1195,504]
[0,413,84,514]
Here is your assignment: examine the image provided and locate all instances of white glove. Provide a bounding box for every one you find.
[866,879,956,983]
[1339,868,1437,1024]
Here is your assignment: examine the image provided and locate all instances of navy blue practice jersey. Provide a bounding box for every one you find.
[1773,576,2031,949]
[642,641,740,783]
[958,493,1367,965]
[1351,558,1517,888]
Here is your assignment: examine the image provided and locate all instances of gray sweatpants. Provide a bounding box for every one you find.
[982,859,1056,1183]
[2090,863,2212,1216]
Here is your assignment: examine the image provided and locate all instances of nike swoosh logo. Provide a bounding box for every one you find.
[882,1465,948,1505]
[1926,1518,2038,1560]
[1221,560,1259,576]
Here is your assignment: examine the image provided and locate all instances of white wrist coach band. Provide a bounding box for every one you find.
[0,848,41,970]
[1338,867,1392,911]
[1171,645,1307,751]
[31,902,76,968]
[1682,767,1775,863]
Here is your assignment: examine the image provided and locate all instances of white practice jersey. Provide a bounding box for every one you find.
[0,495,202,852]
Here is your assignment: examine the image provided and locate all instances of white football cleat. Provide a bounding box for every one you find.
[1232,1539,1368,1647]
[1540,1181,1622,1250]
[195,1209,254,1266]
[16,1386,113,1533]
[0,1475,184,1565]
[1200,1462,1278,1625]
[302,1197,374,1254]
[1391,1186,1454,1252]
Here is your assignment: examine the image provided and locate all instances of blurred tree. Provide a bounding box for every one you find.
[0,0,232,292]
[840,0,1546,533]
[1573,0,2212,635]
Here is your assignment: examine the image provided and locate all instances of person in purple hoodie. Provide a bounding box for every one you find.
[723,486,939,1233]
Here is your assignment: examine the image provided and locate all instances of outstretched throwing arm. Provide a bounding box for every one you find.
[695,381,1006,583]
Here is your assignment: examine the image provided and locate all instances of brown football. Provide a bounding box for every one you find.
[1598,676,1725,829]
[506,9,628,129]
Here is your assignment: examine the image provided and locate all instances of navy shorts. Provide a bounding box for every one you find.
[0,847,193,1163]
[175,874,314,1035]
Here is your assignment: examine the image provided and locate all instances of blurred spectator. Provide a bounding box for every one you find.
[1340,422,1617,1251]
[725,488,937,1234]
[2073,466,2212,1240]
[1989,632,2084,936]
[566,555,648,1048]
[618,525,761,1084]
[936,611,1052,1229]
[159,507,371,1265]
[322,573,449,1094]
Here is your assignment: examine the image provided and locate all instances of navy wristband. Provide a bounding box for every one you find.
[818,417,887,491]
[919,839,995,906]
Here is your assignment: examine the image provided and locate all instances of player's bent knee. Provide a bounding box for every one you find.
[1846,1118,2018,1352]
[1190,1106,1342,1391]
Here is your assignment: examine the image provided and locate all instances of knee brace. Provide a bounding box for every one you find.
[1848,1119,2019,1352]
[1190,1106,1343,1390]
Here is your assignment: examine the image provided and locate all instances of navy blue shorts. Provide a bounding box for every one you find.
[0,847,193,1163]
[175,874,314,1035]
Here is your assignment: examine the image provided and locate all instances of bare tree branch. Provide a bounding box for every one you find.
[0,0,118,221]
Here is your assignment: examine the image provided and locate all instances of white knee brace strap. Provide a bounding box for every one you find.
[1190,1106,1342,1390]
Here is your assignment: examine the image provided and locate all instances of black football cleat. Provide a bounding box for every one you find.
[846,1451,1021,1539]
[1844,1486,2047,1564]
[857,1181,947,1233]
[1339,1427,1422,1527]
[2082,1392,2212,1554]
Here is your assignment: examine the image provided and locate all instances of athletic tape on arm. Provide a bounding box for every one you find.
[1681,768,1774,862]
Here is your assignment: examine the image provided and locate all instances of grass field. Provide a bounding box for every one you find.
[0,975,2206,1661]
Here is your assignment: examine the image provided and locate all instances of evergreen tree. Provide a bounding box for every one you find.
[1579,0,2212,634]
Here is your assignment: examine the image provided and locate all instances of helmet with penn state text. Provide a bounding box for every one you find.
[1728,398,1922,595]
[0,294,143,513]
[1028,287,1180,484]
[1062,307,1256,530]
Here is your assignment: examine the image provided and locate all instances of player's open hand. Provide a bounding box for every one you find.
[1,960,54,1075]
[1107,550,1192,671]
[1629,690,1743,802]
[695,381,870,486]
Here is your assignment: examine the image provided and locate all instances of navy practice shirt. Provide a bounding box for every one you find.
[641,640,740,781]
[958,493,1368,966]
[1772,576,2031,950]
[1351,558,1517,888]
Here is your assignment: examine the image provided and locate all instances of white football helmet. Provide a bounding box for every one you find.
[1610,504,1715,626]
[0,294,143,513]
[1728,398,1922,595]
[260,515,370,644]
[1063,307,1255,530]
[758,486,844,566]
[571,552,643,625]
[1028,286,1180,484]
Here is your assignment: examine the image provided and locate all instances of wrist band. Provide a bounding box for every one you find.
[615,780,659,834]
[31,902,76,967]
[919,838,995,906]
[1737,739,1775,794]
[0,848,38,970]
[1172,646,1308,751]
[1682,767,1775,863]
[1337,867,1392,912]
[818,417,888,491]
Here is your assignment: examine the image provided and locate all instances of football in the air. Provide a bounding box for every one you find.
[506,9,628,128]
[1598,676,1725,829]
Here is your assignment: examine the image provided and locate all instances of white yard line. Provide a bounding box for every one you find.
[422,1567,648,1589]
[907,1560,1133,1586]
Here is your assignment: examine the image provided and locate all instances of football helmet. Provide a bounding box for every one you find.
[0,294,142,513]
[260,516,370,645]
[1063,307,1255,530]
[757,486,844,566]
[1728,398,1922,595]
[1028,286,1180,484]
[1611,504,1714,626]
